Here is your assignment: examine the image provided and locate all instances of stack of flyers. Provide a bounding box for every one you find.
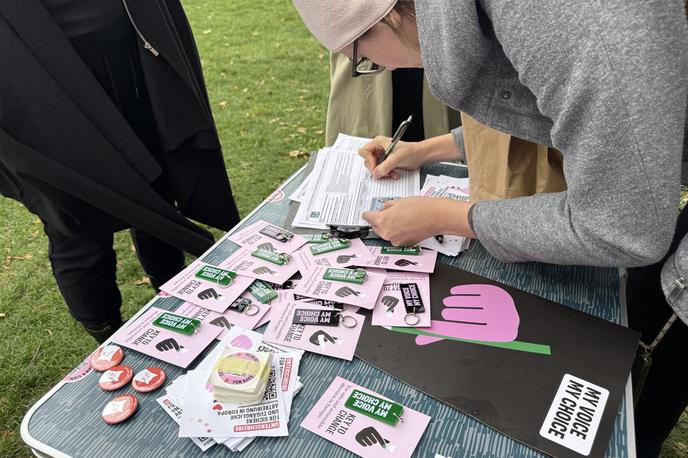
[419,175,472,256]
[156,327,304,453]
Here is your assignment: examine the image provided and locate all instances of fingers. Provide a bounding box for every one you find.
[380,200,397,211]
[372,153,402,179]
[358,137,388,173]
[361,210,380,227]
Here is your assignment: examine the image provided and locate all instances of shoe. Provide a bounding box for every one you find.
[83,318,123,344]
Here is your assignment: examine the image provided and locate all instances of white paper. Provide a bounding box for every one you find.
[294,147,420,228]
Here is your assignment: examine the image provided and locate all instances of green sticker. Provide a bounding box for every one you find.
[303,233,332,244]
[345,389,404,426]
[195,265,237,286]
[251,248,290,265]
[380,246,421,256]
[248,280,279,304]
[310,238,351,255]
[323,267,367,284]
[153,312,201,336]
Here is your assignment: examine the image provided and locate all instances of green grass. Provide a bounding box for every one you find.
[0,1,685,456]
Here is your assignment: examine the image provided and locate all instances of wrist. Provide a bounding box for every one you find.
[417,133,461,165]
[432,199,476,238]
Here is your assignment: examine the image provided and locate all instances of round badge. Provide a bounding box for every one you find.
[89,345,124,372]
[132,367,166,393]
[98,365,134,391]
[102,394,138,425]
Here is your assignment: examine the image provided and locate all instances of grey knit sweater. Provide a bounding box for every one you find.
[416,0,687,269]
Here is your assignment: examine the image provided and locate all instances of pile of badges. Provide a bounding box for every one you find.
[89,344,166,425]
[156,326,303,453]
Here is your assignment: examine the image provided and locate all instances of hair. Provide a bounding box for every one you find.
[382,0,416,30]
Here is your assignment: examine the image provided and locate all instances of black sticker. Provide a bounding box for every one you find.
[293,294,345,311]
[292,309,340,327]
[228,297,251,313]
[400,283,425,313]
[259,225,294,242]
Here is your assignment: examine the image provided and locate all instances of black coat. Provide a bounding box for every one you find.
[0,0,240,257]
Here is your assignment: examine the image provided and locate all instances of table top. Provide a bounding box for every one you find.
[21,162,634,458]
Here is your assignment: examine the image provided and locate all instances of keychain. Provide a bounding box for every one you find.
[292,308,358,328]
[247,280,279,304]
[153,311,201,335]
[381,245,422,256]
[228,297,260,316]
[195,265,236,288]
[310,238,351,255]
[259,225,294,243]
[400,283,425,326]
[345,389,405,426]
[303,232,332,244]
[251,248,291,266]
[323,267,367,285]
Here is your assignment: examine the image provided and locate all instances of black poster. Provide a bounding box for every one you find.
[355,262,639,458]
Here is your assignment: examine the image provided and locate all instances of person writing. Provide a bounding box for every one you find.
[291,0,687,456]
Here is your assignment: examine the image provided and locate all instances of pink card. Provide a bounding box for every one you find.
[159,261,254,313]
[366,246,438,273]
[228,220,307,254]
[291,266,385,309]
[301,377,431,458]
[111,307,222,368]
[293,238,376,273]
[253,289,294,329]
[262,302,364,361]
[371,271,431,328]
[218,246,300,285]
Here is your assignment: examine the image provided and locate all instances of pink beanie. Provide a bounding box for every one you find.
[292,0,398,52]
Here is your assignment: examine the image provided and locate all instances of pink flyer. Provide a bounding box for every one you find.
[366,246,438,273]
[159,261,254,313]
[262,302,364,361]
[228,220,307,254]
[219,246,300,286]
[372,272,432,328]
[291,266,385,309]
[301,377,431,458]
[293,238,375,273]
[111,307,222,368]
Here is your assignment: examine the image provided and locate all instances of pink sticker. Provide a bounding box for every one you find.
[291,266,385,310]
[372,271,431,328]
[228,220,307,254]
[366,246,438,273]
[159,260,254,313]
[263,303,364,361]
[111,307,222,368]
[415,284,520,345]
[300,377,431,458]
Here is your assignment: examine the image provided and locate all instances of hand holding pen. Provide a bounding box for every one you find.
[358,116,425,179]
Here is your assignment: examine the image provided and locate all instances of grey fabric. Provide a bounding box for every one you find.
[416,0,688,267]
[451,125,465,161]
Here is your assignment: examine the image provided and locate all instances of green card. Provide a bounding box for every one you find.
[380,246,421,256]
[251,248,290,265]
[323,267,367,284]
[310,238,351,255]
[248,280,279,304]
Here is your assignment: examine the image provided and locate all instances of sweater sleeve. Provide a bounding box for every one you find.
[471,0,688,267]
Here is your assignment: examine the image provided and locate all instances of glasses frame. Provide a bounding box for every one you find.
[351,39,385,78]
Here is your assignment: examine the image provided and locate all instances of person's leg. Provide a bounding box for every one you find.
[627,208,688,457]
[44,223,122,343]
[130,226,185,290]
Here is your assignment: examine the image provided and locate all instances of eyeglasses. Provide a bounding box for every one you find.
[351,39,385,78]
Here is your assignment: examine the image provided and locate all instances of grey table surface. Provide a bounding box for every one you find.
[21,162,635,458]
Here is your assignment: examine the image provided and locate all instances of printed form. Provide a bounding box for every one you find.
[293,145,420,228]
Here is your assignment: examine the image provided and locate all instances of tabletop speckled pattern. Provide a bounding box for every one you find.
[23,163,630,458]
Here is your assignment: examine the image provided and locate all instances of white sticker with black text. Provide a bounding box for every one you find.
[539,374,609,456]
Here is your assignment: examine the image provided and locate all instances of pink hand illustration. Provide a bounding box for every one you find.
[415,284,520,345]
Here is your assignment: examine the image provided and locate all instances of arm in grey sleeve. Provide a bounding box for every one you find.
[472,0,687,267]
[451,126,465,162]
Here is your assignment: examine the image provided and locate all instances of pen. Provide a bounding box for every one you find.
[378,115,413,165]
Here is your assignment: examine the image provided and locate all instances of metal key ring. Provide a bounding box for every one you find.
[244,303,261,316]
[216,272,233,290]
[339,314,358,328]
[278,252,291,264]
[404,313,421,326]
[392,412,405,423]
